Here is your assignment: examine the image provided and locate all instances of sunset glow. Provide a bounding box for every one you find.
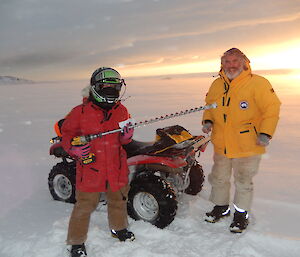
[119,59,219,78]
[120,40,300,78]
[1,1,300,81]
[250,40,300,71]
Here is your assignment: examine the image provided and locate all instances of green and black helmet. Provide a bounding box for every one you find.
[90,67,125,105]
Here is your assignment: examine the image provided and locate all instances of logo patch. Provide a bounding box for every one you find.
[240,101,249,109]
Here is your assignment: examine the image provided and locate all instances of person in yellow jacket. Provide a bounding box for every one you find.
[202,48,281,233]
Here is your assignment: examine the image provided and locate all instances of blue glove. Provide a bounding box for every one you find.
[257,133,271,146]
[202,121,213,134]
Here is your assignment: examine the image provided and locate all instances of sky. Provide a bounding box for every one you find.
[1,0,300,81]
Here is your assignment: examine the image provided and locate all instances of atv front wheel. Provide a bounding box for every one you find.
[127,173,178,229]
[48,162,76,203]
[184,162,205,195]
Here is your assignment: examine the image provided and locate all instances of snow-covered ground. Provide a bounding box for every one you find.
[0,73,299,257]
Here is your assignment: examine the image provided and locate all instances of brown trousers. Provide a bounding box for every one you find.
[66,184,130,245]
[208,153,261,211]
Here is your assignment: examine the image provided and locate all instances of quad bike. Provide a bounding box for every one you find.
[48,125,209,228]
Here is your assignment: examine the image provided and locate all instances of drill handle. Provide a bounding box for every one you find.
[71,135,90,146]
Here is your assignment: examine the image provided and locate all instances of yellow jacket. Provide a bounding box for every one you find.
[203,62,281,158]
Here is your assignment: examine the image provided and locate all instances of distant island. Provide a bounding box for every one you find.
[0,76,34,85]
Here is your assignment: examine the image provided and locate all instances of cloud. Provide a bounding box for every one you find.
[1,50,78,68]
[0,0,300,80]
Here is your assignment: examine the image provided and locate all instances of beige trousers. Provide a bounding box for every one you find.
[66,184,130,245]
[208,153,261,211]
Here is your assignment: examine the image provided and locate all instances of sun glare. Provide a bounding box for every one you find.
[120,40,300,78]
[250,40,300,71]
[122,59,219,78]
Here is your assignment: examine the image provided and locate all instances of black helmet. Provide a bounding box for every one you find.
[90,67,125,106]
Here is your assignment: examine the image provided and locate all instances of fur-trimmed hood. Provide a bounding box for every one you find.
[81,85,91,98]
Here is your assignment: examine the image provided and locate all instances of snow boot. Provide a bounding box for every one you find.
[205,205,230,223]
[111,228,135,242]
[70,243,87,257]
[229,210,249,233]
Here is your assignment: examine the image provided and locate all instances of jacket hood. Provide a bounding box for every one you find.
[219,52,252,85]
[81,85,91,98]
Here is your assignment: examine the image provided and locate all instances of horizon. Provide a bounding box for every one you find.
[2,68,300,83]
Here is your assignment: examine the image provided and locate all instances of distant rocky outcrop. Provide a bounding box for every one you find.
[0,76,34,85]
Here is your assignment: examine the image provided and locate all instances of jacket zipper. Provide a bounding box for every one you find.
[223,82,230,156]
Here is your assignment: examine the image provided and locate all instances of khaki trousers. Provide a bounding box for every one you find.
[66,184,130,245]
[208,153,261,211]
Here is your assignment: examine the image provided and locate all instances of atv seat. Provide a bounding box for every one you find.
[123,140,156,158]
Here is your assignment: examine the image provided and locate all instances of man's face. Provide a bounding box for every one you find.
[222,54,244,80]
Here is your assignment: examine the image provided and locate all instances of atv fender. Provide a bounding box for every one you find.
[127,155,187,168]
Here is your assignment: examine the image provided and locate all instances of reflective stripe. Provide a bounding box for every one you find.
[222,207,230,215]
[233,204,249,218]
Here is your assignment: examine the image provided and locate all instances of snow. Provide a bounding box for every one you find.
[0,73,300,257]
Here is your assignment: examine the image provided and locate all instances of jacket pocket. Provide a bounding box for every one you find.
[80,166,100,188]
[90,167,99,172]
[237,124,257,152]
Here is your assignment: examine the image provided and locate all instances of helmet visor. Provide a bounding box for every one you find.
[94,82,122,92]
[91,84,120,104]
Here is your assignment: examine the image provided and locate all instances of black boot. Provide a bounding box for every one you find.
[230,210,249,233]
[111,228,135,242]
[70,243,87,257]
[205,205,230,223]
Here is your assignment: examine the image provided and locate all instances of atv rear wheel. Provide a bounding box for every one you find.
[48,162,76,203]
[184,162,205,195]
[127,173,177,229]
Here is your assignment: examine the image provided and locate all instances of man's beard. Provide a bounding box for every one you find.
[224,66,243,80]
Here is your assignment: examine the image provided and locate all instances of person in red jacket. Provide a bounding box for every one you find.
[61,67,135,257]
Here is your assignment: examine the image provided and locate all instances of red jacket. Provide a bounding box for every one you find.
[61,101,131,192]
